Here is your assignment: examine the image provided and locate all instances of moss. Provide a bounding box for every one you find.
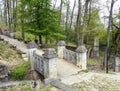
[78,70,89,73]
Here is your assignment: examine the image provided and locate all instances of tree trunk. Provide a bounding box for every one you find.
[65,0,70,44]
[59,0,63,25]
[86,0,92,48]
[53,0,57,9]
[13,0,17,32]
[6,0,11,31]
[39,35,42,45]
[21,6,25,41]
[81,0,90,45]
[4,0,8,26]
[69,0,76,31]
[21,19,25,41]
[76,0,82,47]
[68,0,76,43]
[105,0,114,73]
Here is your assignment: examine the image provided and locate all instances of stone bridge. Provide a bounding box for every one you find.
[0,34,83,81]
[27,40,87,80]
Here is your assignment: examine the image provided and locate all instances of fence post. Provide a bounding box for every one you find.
[114,56,120,72]
[27,41,38,71]
[92,37,99,57]
[76,45,87,70]
[43,48,57,79]
[57,41,66,59]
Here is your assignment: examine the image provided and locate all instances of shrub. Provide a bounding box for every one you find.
[10,62,30,80]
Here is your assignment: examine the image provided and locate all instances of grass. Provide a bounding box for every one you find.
[0,83,52,91]
[0,41,30,80]
[72,75,120,91]
[10,61,30,80]
[78,70,89,73]
[87,58,101,65]
[0,41,23,63]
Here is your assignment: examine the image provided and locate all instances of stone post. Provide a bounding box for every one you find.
[27,41,38,71]
[114,56,120,72]
[43,48,57,79]
[76,45,87,70]
[93,37,99,57]
[57,41,66,59]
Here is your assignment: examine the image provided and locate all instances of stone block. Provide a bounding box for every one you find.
[0,64,8,82]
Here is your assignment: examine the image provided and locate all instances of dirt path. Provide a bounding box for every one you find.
[0,35,28,54]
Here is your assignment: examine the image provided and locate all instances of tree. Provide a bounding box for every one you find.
[67,0,76,43]
[76,0,82,46]
[81,0,90,45]
[17,0,64,44]
[59,0,63,25]
[65,0,70,44]
[105,0,115,73]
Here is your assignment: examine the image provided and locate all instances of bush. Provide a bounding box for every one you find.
[10,62,30,80]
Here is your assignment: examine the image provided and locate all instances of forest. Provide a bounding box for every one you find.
[0,0,120,62]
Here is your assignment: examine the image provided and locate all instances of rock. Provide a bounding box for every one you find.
[0,64,8,82]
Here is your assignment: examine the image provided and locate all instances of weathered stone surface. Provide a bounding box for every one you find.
[43,48,57,78]
[57,41,66,59]
[114,56,120,72]
[27,41,38,49]
[28,48,37,71]
[92,37,99,57]
[34,52,44,76]
[43,48,57,59]
[43,78,54,85]
[50,79,79,91]
[76,45,87,69]
[0,64,8,82]
[75,45,87,53]
[63,48,77,64]
[44,78,78,91]
[57,41,66,46]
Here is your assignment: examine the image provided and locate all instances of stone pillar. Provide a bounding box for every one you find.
[10,33,14,38]
[76,45,87,70]
[93,37,99,57]
[43,48,57,79]
[27,42,38,71]
[114,56,120,72]
[57,41,66,59]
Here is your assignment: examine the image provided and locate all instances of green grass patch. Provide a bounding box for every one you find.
[87,58,101,65]
[78,70,89,73]
[10,62,30,80]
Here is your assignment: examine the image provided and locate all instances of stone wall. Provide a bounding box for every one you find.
[63,48,77,65]
[58,41,87,70]
[34,52,44,76]
[27,42,57,79]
